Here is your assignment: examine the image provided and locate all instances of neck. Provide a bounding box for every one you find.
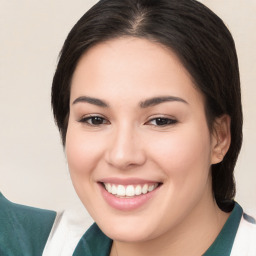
[110,195,230,256]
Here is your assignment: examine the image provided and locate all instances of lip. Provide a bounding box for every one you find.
[98,180,161,211]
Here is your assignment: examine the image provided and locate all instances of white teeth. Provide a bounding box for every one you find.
[111,185,117,195]
[148,185,154,192]
[142,184,148,194]
[104,183,158,197]
[106,183,112,193]
[135,185,141,195]
[117,185,126,196]
[126,185,135,197]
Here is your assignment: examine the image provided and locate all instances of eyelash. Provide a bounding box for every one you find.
[146,117,178,126]
[79,115,177,127]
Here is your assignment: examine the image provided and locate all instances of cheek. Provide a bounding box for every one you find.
[149,125,212,184]
[65,126,107,215]
[145,126,213,227]
[65,126,104,182]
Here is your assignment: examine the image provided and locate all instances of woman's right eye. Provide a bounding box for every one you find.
[79,115,109,126]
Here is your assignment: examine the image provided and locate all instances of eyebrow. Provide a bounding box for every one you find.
[72,95,187,108]
[140,96,188,108]
[72,96,109,107]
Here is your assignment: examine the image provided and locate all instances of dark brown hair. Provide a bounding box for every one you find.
[52,0,243,211]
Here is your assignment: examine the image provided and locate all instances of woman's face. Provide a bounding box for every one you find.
[66,37,219,242]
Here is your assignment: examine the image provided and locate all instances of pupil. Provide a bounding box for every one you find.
[156,118,168,125]
[92,117,103,125]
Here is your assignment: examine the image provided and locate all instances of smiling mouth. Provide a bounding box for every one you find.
[102,183,161,198]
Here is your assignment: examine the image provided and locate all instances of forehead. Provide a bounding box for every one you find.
[70,37,204,107]
[73,37,189,80]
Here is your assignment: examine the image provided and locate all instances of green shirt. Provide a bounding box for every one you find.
[73,202,243,256]
[203,202,243,255]
[0,192,56,256]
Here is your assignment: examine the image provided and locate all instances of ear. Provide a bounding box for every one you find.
[211,114,231,164]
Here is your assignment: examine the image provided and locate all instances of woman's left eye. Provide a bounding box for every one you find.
[146,117,177,126]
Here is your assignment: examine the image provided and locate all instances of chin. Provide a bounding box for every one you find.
[105,228,154,243]
[97,216,158,243]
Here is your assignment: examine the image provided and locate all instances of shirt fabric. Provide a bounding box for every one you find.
[43,205,93,256]
[0,192,56,256]
[71,202,256,256]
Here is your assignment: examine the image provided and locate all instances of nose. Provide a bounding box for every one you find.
[105,125,146,170]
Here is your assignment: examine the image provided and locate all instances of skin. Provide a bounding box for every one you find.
[66,37,231,256]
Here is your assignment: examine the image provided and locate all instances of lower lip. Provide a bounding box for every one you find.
[99,184,160,211]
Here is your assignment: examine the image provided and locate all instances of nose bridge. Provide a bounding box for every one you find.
[106,122,145,169]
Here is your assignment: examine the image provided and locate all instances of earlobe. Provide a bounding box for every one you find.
[211,115,231,164]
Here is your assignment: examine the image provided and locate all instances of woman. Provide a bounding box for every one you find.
[51,0,256,255]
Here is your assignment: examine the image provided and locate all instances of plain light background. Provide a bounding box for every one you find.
[0,0,255,216]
